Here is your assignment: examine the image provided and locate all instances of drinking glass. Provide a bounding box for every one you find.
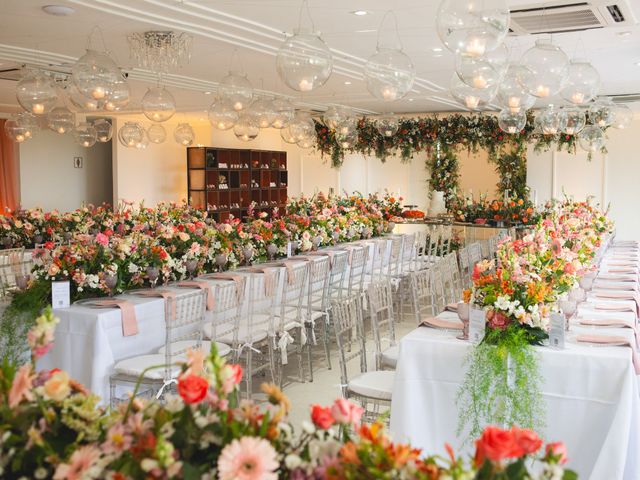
[456,301,470,340]
[15,274,30,291]
[186,259,198,280]
[146,266,160,289]
[558,299,577,331]
[104,273,118,297]
[267,243,278,261]
[215,253,228,272]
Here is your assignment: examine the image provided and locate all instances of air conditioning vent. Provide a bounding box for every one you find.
[0,67,22,82]
[609,94,640,104]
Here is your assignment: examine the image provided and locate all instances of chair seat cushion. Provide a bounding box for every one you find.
[348,370,395,401]
[113,354,182,380]
[157,340,231,358]
[204,322,268,345]
[381,345,399,368]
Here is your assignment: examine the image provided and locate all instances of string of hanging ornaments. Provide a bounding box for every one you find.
[435,0,632,154]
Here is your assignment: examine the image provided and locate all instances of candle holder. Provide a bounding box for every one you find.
[312,236,322,251]
[15,274,30,291]
[104,273,118,297]
[185,259,198,279]
[146,266,160,289]
[215,253,228,272]
[267,243,278,261]
[242,245,254,266]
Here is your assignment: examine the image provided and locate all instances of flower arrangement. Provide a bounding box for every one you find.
[451,195,538,226]
[0,311,577,479]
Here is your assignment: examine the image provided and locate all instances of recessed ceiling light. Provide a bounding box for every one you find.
[432,47,443,52]
[617,31,632,37]
[42,5,75,16]
[204,91,212,95]
[344,81,352,85]
[356,29,377,33]
[351,10,368,16]
[408,98,414,102]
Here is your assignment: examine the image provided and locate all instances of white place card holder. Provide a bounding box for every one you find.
[51,280,70,309]
[468,307,486,344]
[549,312,565,349]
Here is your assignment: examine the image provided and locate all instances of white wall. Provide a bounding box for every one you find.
[19,129,112,211]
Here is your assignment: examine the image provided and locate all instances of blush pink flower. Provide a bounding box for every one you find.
[217,436,279,480]
[95,232,109,246]
[53,445,101,480]
[9,364,34,408]
[330,398,364,427]
[102,422,133,454]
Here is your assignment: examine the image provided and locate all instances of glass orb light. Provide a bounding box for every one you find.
[456,53,501,89]
[450,73,497,110]
[558,106,586,135]
[270,98,294,129]
[535,106,561,135]
[436,0,510,56]
[93,119,113,142]
[323,105,349,130]
[47,106,75,134]
[497,64,536,114]
[560,59,600,105]
[72,49,121,101]
[518,39,569,98]
[142,87,176,122]
[289,112,315,141]
[250,98,277,128]
[16,113,39,139]
[118,121,145,148]
[498,109,527,134]
[377,114,399,137]
[4,116,30,143]
[336,117,358,137]
[74,122,97,148]
[135,128,149,150]
[588,98,615,127]
[16,70,57,115]
[578,125,605,153]
[68,84,99,111]
[611,104,633,129]
[218,71,253,111]
[276,29,333,92]
[147,123,167,143]
[103,77,130,112]
[484,42,509,78]
[296,131,315,149]
[174,122,195,146]
[280,126,297,144]
[233,114,260,142]
[208,98,238,130]
[364,47,415,101]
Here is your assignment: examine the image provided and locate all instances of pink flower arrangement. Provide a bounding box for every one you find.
[217,436,279,480]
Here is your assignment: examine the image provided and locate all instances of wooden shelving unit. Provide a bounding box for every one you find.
[187,147,288,222]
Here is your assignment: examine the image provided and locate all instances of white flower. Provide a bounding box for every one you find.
[285,454,302,470]
[301,420,316,434]
[128,263,139,274]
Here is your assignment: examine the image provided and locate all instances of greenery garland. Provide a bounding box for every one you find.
[426,142,460,209]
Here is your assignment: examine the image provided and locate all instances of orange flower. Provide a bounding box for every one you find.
[462,289,472,303]
[339,442,361,465]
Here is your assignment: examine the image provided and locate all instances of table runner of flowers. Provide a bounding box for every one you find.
[0,308,577,479]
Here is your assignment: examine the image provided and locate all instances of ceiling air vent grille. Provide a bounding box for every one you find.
[606,4,625,22]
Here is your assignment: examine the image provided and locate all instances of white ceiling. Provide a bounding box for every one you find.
[0,0,639,115]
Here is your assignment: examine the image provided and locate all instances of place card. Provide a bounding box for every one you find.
[51,280,70,309]
[468,307,486,344]
[287,241,293,258]
[549,312,565,349]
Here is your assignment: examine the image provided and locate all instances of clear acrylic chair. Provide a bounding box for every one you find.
[367,280,398,370]
[439,226,453,256]
[412,229,429,271]
[409,267,436,322]
[362,238,388,290]
[0,247,25,297]
[342,245,369,299]
[430,260,449,314]
[383,235,404,282]
[444,251,463,301]
[332,294,395,424]
[110,289,207,406]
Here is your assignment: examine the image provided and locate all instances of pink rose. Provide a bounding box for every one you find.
[330,398,363,426]
[95,233,109,246]
[177,374,208,404]
[545,442,568,465]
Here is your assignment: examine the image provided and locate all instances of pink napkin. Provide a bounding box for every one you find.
[594,292,640,316]
[609,268,638,274]
[177,280,214,310]
[576,334,640,374]
[595,303,635,313]
[597,274,637,282]
[90,299,138,336]
[304,251,335,268]
[420,316,463,330]
[579,318,639,347]
[201,273,245,291]
[445,303,459,312]
[244,268,278,296]
[593,282,636,291]
[133,289,177,320]
[271,261,300,284]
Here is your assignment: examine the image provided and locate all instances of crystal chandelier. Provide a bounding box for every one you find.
[128,31,192,73]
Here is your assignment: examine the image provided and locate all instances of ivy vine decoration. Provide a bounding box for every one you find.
[426,142,460,210]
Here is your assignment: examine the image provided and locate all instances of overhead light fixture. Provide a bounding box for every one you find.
[408,98,414,102]
[432,47,443,52]
[352,10,368,16]
[356,29,377,33]
[344,81,352,85]
[204,91,212,95]
[617,31,632,37]
[42,5,75,16]
[635,61,640,66]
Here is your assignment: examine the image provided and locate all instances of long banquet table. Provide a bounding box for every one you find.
[391,242,640,480]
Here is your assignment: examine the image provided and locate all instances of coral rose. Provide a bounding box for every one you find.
[44,370,71,401]
[177,374,208,404]
[474,426,524,467]
[512,426,542,455]
[330,398,363,427]
[545,441,568,465]
[310,404,335,430]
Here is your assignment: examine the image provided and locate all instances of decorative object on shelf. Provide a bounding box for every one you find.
[611,103,633,129]
[72,48,123,102]
[92,118,113,142]
[560,59,600,105]
[588,97,615,127]
[498,109,526,134]
[141,86,176,122]
[436,0,510,56]
[233,114,260,142]
[4,115,31,143]
[16,69,57,114]
[376,114,399,138]
[578,125,605,153]
[118,121,145,148]
[450,72,497,110]
[127,30,192,72]
[218,70,253,111]
[174,122,195,146]
[270,97,294,129]
[518,38,569,98]
[497,64,535,114]
[208,98,238,130]
[147,122,166,144]
[47,106,75,134]
[73,121,97,147]
[535,105,561,135]
[558,106,586,135]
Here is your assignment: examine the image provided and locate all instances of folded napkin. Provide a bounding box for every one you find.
[177,281,214,310]
[579,318,639,347]
[243,268,278,296]
[593,291,640,316]
[304,250,335,268]
[593,281,637,291]
[594,303,636,313]
[596,273,637,282]
[199,273,246,303]
[576,334,640,374]
[133,289,177,320]
[89,299,138,336]
[445,303,459,312]
[608,268,638,274]
[606,261,639,267]
[420,316,463,330]
[270,261,301,284]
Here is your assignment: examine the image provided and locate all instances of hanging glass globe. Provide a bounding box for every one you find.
[142,87,176,122]
[47,106,74,134]
[147,123,167,143]
[135,128,149,150]
[207,98,238,130]
[250,98,277,128]
[118,121,145,148]
[74,122,97,147]
[364,47,415,101]
[377,114,399,137]
[450,73,497,110]
[560,59,600,105]
[323,105,349,130]
[270,98,294,129]
[103,77,130,112]
[289,112,315,141]
[218,71,253,111]
[276,29,333,92]
[280,126,297,144]
[611,104,633,129]
[558,106,586,135]
[72,49,121,101]
[296,131,315,149]
[578,125,605,153]
[498,109,527,134]
[3,116,30,143]
[497,64,536,114]
[518,39,569,98]
[68,84,99,111]
[336,117,358,137]
[456,53,501,89]
[16,113,38,139]
[93,119,113,142]
[588,98,615,127]
[336,129,357,149]
[535,106,561,135]
[233,114,260,142]
[436,0,510,56]
[484,43,509,78]
[16,70,57,115]
[174,123,195,146]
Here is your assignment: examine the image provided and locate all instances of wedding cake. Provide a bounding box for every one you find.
[428,191,447,216]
